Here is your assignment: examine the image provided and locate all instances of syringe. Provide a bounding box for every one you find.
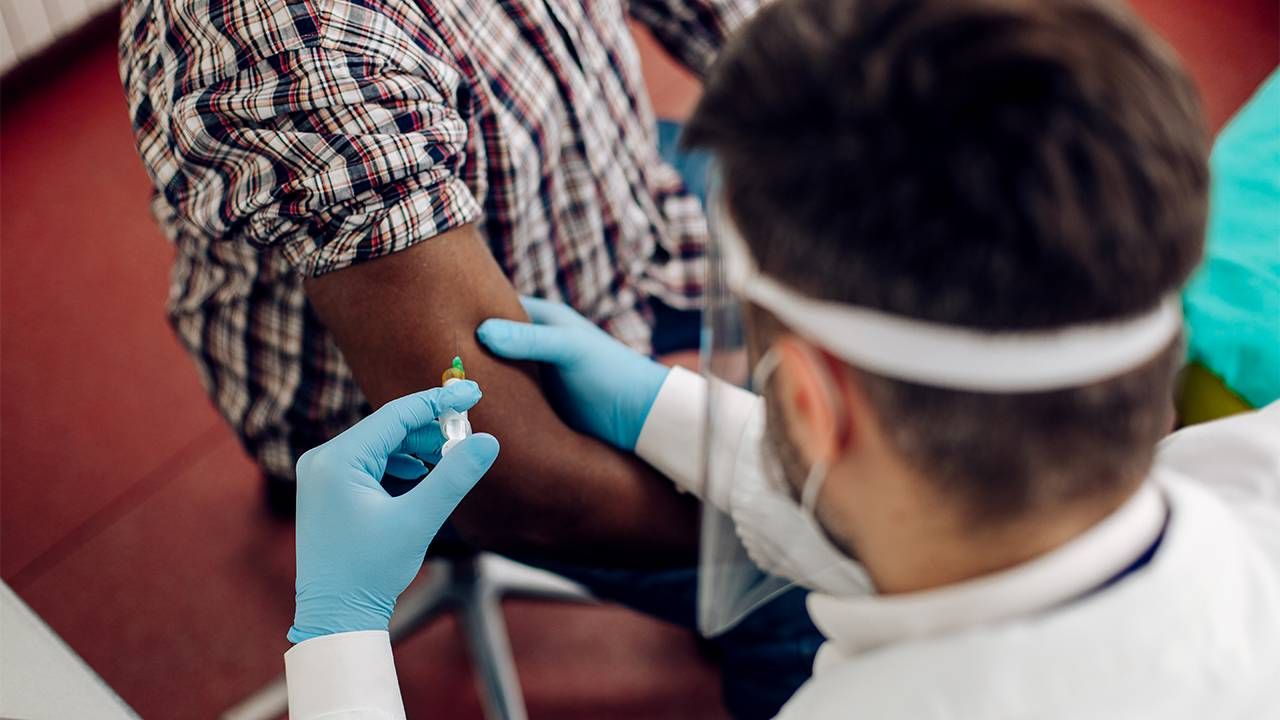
[439,355,473,455]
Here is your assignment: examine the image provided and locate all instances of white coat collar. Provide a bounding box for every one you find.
[806,482,1167,668]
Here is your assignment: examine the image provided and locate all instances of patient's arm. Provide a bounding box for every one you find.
[305,223,699,565]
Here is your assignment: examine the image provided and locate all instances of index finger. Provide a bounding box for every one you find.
[329,381,482,472]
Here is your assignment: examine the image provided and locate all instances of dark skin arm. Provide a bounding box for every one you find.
[305,223,698,566]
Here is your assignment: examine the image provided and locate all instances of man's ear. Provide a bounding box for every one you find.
[774,337,855,467]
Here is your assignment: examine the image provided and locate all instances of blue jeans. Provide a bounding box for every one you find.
[534,560,821,720]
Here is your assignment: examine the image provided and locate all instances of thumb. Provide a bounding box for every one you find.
[476,320,574,365]
[402,433,500,531]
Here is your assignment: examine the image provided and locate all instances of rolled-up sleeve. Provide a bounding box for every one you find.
[138,0,478,277]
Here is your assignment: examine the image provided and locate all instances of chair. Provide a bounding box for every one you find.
[221,551,594,720]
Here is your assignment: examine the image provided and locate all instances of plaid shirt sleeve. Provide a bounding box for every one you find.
[627,0,760,76]
[134,0,480,277]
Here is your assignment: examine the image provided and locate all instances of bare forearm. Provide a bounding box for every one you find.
[305,226,698,565]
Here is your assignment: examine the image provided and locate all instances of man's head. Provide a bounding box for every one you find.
[684,0,1208,579]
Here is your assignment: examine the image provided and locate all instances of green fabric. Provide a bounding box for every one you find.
[1182,68,1280,408]
[1178,362,1251,426]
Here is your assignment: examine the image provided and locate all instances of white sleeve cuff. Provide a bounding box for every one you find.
[636,366,707,495]
[285,630,405,720]
[635,366,761,505]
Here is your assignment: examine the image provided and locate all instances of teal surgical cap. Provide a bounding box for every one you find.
[1183,68,1280,408]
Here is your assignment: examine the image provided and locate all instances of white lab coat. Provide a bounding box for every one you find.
[286,367,1280,718]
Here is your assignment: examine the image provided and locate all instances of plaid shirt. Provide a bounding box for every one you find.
[119,0,754,479]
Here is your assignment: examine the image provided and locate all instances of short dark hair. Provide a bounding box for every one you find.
[685,0,1208,520]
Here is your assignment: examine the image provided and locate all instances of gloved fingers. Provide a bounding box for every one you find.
[399,420,446,464]
[477,319,575,364]
[330,382,482,478]
[402,433,500,532]
[385,452,428,480]
[518,296,596,329]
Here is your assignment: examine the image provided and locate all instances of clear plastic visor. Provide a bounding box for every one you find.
[695,183,797,638]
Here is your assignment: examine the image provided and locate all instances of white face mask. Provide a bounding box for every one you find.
[724,349,873,596]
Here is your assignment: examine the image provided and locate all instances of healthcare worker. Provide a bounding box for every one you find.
[284,0,1280,716]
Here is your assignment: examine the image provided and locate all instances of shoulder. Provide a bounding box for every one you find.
[774,638,1042,720]
[1155,402,1280,487]
[132,0,451,90]
[1154,403,1280,551]
[780,548,1280,720]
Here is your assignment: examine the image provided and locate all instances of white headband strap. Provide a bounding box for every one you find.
[716,209,1181,393]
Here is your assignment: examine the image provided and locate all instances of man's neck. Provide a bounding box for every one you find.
[841,481,1143,596]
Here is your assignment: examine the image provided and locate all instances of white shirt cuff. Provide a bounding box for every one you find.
[635,366,761,505]
[285,631,405,720]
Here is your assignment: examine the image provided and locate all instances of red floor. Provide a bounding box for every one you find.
[1,4,1275,719]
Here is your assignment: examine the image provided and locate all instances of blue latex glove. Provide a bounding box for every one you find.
[476,296,670,450]
[289,381,500,643]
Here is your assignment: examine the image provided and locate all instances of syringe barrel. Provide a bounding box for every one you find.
[439,376,473,455]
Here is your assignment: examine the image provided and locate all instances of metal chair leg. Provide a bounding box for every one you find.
[457,567,529,720]
[220,677,287,720]
[220,565,457,720]
[479,554,594,603]
[389,563,455,641]
[221,554,592,720]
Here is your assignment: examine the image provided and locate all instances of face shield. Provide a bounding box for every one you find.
[695,175,1184,638]
[695,195,795,636]
[697,182,875,637]
[695,365,786,636]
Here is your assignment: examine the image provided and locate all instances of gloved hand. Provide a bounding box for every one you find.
[477,296,670,450]
[289,381,500,643]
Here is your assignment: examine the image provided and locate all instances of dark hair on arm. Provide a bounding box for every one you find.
[685,0,1209,521]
